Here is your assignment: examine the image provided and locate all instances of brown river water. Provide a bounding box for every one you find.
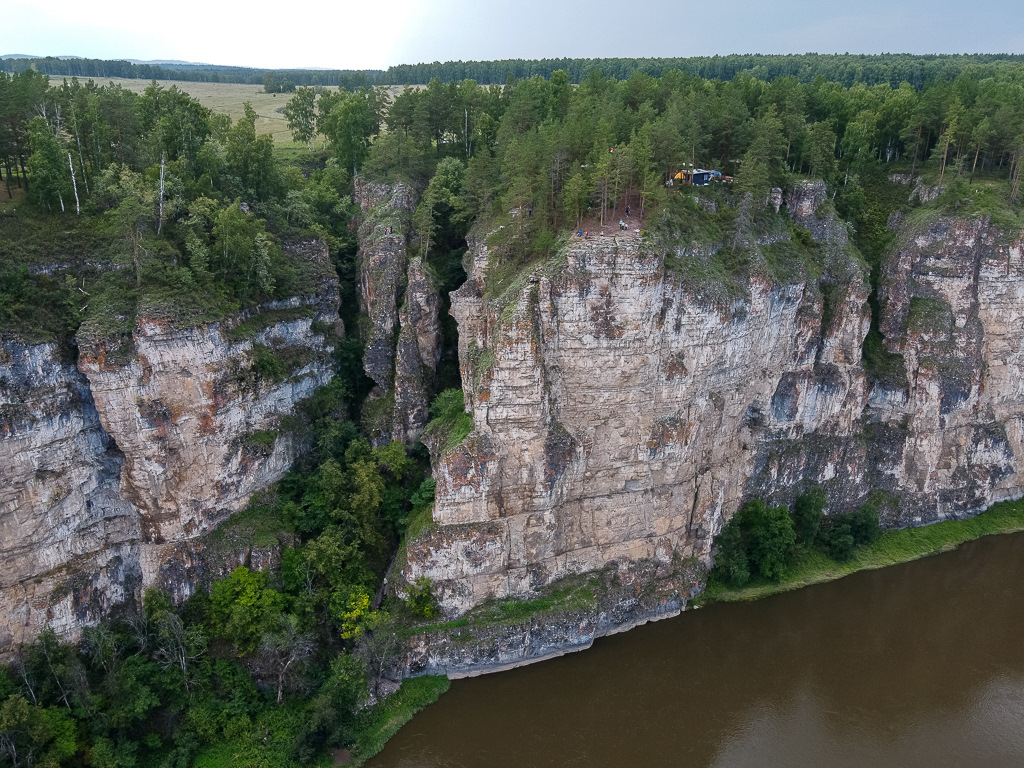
[368,532,1024,768]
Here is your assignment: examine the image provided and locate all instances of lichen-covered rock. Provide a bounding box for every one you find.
[0,239,341,653]
[405,188,1024,624]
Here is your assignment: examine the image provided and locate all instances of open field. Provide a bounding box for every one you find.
[77,76,324,144]
[63,77,419,145]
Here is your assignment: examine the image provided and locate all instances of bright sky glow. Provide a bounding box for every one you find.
[10,0,1024,70]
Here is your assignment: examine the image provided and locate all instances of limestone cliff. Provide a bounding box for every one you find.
[403,183,1024,631]
[0,340,139,651]
[0,239,340,652]
[354,180,443,445]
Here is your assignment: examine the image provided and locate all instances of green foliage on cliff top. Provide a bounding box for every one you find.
[655,189,826,303]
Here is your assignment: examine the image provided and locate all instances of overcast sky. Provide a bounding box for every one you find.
[9,0,1024,71]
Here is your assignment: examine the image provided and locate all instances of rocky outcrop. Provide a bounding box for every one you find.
[872,212,1024,516]
[0,239,341,652]
[404,183,1024,629]
[0,341,139,651]
[354,180,442,445]
[393,258,441,443]
[398,560,703,678]
[356,181,416,393]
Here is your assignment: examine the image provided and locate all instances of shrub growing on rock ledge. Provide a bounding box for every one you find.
[406,576,437,619]
[422,389,473,453]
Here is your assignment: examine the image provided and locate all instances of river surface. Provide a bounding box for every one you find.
[368,532,1024,768]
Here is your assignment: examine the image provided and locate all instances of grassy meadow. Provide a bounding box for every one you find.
[63,77,417,148]
[81,76,323,144]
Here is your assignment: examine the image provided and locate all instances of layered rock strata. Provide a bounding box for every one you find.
[404,184,1024,628]
[0,239,341,652]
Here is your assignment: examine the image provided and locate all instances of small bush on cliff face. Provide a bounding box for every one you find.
[906,296,953,336]
[406,576,437,619]
[422,389,473,453]
[250,343,288,381]
[243,429,277,457]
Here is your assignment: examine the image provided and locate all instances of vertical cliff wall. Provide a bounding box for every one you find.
[404,183,1024,621]
[354,181,442,445]
[0,341,139,650]
[0,239,341,651]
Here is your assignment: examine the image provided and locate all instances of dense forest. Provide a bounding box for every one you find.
[1,53,1024,767]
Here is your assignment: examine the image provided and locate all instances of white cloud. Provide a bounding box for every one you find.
[13,0,420,69]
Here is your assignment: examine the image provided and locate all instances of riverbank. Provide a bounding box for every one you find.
[363,519,1024,768]
[345,676,451,767]
[348,498,1024,766]
[695,498,1024,606]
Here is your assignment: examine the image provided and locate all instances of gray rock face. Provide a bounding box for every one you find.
[0,239,340,653]
[405,184,1024,621]
[354,180,443,445]
[356,181,416,393]
[393,258,441,444]
[0,341,139,651]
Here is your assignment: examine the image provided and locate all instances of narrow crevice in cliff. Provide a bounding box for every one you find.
[331,233,376,420]
[838,173,911,390]
[430,242,468,393]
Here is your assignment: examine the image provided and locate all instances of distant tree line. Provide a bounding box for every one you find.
[382,53,1024,89]
[6,53,1024,90]
[0,56,383,87]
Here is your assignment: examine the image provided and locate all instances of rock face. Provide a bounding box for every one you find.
[404,183,1024,623]
[354,180,442,445]
[0,341,139,651]
[0,239,341,653]
[393,258,442,443]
